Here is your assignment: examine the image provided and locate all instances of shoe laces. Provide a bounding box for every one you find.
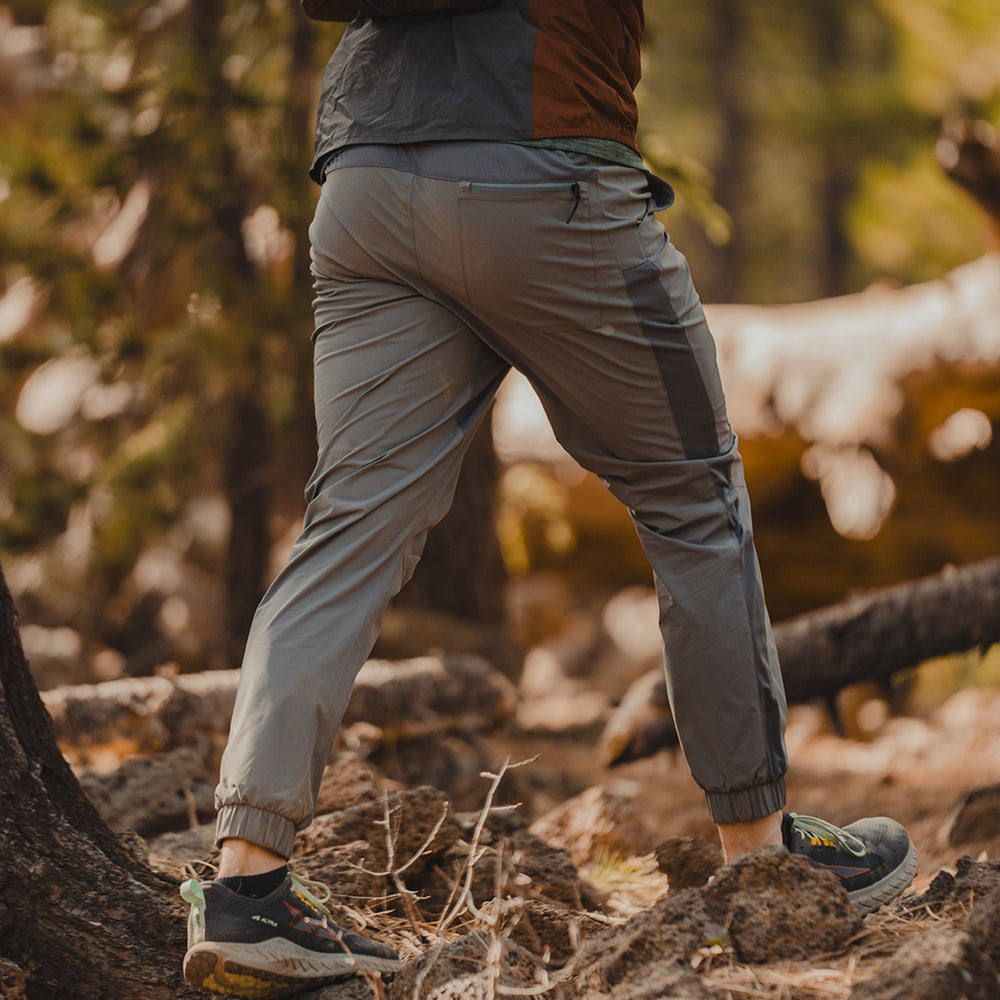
[789,813,866,858]
[289,872,335,921]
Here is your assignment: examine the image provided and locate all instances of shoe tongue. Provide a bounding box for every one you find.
[780,812,796,850]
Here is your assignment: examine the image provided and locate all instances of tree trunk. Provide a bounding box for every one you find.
[392,415,519,676]
[706,0,747,302]
[222,389,271,670]
[603,555,1000,764]
[0,561,189,999]
[813,0,855,299]
[776,554,1000,703]
[937,114,1000,232]
[396,416,505,623]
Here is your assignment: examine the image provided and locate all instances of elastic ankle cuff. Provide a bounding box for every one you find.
[706,777,786,825]
[215,804,296,859]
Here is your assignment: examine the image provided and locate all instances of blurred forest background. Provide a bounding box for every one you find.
[1,0,999,695]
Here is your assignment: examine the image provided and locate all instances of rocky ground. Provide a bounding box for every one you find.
[42,587,1000,1000]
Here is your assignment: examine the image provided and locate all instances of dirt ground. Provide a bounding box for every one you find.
[278,679,1000,1000]
[490,688,1000,895]
[52,599,1000,1000]
[365,681,1000,1000]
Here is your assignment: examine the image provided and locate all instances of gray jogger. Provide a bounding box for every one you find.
[215,143,788,858]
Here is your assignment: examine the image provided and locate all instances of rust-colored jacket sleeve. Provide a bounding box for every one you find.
[302,0,501,20]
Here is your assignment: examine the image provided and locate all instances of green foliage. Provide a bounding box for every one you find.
[1,0,340,604]
[639,0,998,302]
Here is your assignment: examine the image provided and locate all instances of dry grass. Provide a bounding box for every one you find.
[342,795,983,1000]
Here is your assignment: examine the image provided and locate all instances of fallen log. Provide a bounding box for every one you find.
[43,556,1000,771]
[776,554,1000,703]
[603,555,1000,764]
[42,653,518,764]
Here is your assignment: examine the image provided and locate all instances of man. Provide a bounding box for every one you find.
[181,1,919,996]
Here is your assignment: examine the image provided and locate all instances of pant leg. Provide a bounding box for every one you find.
[435,153,788,824]
[215,169,508,857]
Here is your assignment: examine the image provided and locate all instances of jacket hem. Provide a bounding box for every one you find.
[310,127,640,182]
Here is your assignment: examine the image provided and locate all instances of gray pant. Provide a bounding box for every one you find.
[215,142,788,858]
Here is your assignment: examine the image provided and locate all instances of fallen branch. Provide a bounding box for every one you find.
[603,555,1000,764]
[776,554,1000,703]
[41,653,518,760]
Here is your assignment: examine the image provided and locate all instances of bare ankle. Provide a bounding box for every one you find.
[716,811,783,864]
[217,837,286,878]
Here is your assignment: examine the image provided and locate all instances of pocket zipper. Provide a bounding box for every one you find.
[465,181,584,224]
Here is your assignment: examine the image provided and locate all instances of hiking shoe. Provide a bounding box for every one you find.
[782,812,918,915]
[180,872,401,998]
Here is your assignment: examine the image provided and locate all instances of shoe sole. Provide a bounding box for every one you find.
[183,940,401,999]
[847,839,919,916]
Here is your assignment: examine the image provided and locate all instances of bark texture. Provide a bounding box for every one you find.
[0,563,189,1000]
[42,654,518,767]
[776,555,1000,703]
[603,556,1000,764]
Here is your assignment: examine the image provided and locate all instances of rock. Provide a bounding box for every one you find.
[301,974,379,1000]
[507,898,607,968]
[419,825,605,923]
[702,846,863,963]
[915,867,957,909]
[590,587,665,705]
[555,890,718,1000]
[293,786,462,875]
[508,829,607,912]
[600,586,661,665]
[145,822,217,873]
[387,932,540,1000]
[506,572,577,648]
[920,856,1000,910]
[520,616,605,685]
[515,684,610,740]
[315,754,385,817]
[849,927,998,1000]
[941,784,1000,848]
[372,607,491,662]
[655,835,724,890]
[421,843,521,920]
[78,746,214,837]
[966,888,1000,970]
[952,856,1000,899]
[42,670,239,766]
[367,733,491,810]
[530,784,658,867]
[293,841,388,912]
[516,633,612,737]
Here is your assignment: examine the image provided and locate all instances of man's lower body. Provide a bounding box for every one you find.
[183,143,916,996]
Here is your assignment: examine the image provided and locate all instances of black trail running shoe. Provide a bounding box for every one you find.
[180,872,401,999]
[782,812,918,916]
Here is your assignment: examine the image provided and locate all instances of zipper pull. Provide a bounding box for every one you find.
[565,182,582,224]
